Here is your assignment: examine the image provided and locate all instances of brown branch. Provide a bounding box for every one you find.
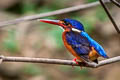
[0,55,120,68]
[0,1,110,27]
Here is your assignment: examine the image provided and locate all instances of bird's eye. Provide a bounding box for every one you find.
[65,22,70,26]
[60,20,71,26]
[63,21,71,26]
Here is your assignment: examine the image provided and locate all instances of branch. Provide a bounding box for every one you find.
[0,55,120,68]
[111,0,120,7]
[99,0,120,34]
[0,1,110,27]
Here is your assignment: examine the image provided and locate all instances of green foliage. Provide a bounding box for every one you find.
[23,64,42,75]
[47,27,64,49]
[95,7,108,21]
[73,76,96,80]
[36,0,68,14]
[74,68,89,75]
[2,30,19,53]
[22,1,36,14]
[38,22,63,49]
[86,0,97,3]
[59,66,89,75]
[79,17,95,32]
[59,66,96,80]
[37,6,54,13]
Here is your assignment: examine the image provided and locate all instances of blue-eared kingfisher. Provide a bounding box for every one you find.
[39,18,109,64]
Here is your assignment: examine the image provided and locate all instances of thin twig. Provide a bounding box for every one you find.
[99,0,120,34]
[111,0,120,7]
[0,55,120,68]
[0,1,110,27]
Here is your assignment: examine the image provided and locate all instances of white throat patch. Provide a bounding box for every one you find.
[72,28,81,33]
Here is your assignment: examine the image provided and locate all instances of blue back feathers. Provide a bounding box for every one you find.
[81,32,109,58]
[63,18,85,31]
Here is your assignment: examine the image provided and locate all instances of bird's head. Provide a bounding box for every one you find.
[39,18,85,32]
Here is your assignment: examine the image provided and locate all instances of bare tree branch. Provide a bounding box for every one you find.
[0,55,120,68]
[99,0,120,34]
[0,1,110,27]
[111,0,120,7]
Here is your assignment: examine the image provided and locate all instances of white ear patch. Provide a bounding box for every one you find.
[58,26,64,31]
[72,28,81,33]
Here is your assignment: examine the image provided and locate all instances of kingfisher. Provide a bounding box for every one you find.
[39,18,109,64]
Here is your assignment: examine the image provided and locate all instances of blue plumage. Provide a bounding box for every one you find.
[65,31,90,56]
[63,18,85,31]
[81,31,108,58]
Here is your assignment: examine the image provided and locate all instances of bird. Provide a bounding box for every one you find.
[39,18,109,64]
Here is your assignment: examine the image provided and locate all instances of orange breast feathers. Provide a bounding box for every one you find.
[89,47,99,60]
[62,31,82,60]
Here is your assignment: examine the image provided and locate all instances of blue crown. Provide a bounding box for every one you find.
[63,18,85,31]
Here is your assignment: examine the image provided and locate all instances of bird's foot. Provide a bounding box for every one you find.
[72,58,79,64]
[72,58,84,69]
[72,58,79,69]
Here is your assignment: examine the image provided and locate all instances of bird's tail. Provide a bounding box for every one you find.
[80,55,98,64]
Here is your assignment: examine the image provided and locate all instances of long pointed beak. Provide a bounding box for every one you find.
[39,19,60,25]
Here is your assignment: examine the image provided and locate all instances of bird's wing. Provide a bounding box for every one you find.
[65,31,91,62]
[80,31,109,58]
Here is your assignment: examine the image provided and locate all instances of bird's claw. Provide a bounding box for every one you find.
[72,58,79,64]
[72,58,79,69]
[72,58,83,69]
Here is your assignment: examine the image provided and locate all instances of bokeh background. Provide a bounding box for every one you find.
[0,0,120,80]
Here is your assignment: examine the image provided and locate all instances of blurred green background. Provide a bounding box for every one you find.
[0,0,120,80]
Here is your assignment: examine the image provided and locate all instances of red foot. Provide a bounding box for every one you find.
[72,58,79,64]
[72,58,79,69]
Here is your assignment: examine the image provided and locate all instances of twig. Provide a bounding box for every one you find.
[111,0,120,7]
[99,0,120,34]
[0,1,110,27]
[0,55,120,68]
